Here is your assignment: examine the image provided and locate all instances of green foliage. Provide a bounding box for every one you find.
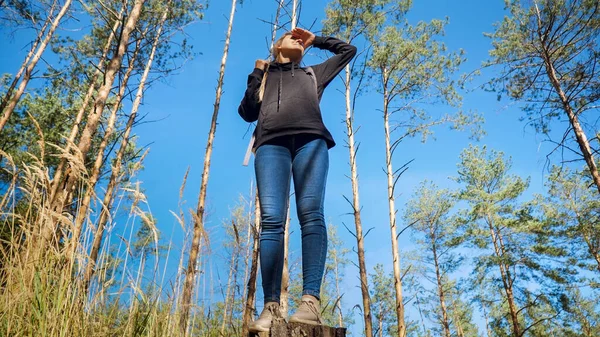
[536,165,600,276]
[487,0,600,144]
[368,9,483,142]
[404,181,480,337]
[370,263,397,336]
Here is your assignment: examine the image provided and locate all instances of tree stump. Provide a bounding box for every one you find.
[249,319,346,337]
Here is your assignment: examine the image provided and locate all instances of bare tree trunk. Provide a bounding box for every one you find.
[378,309,383,337]
[0,0,55,112]
[49,8,123,205]
[242,192,261,336]
[291,0,298,29]
[453,304,465,337]
[382,68,406,337]
[82,0,161,289]
[241,184,254,311]
[432,241,450,337]
[344,63,373,337]
[487,218,521,337]
[51,0,146,218]
[278,0,296,321]
[333,252,343,327]
[179,0,237,331]
[280,205,291,318]
[220,251,236,335]
[228,246,239,332]
[544,57,600,194]
[534,6,600,194]
[69,34,142,268]
[0,0,73,132]
[484,305,492,337]
[221,220,241,335]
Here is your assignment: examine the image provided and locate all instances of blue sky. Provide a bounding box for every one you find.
[0,0,570,334]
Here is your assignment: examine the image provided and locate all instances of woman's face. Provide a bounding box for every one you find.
[277,34,304,61]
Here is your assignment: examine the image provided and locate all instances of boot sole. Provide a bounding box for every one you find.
[248,326,270,333]
[288,317,322,325]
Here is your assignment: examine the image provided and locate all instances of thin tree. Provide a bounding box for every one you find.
[0,0,73,132]
[0,0,55,113]
[241,0,284,332]
[179,0,238,331]
[322,1,396,334]
[455,145,529,337]
[220,219,242,335]
[368,8,474,335]
[48,7,124,206]
[404,182,457,337]
[280,1,299,318]
[242,191,261,336]
[83,0,167,289]
[47,0,146,227]
[69,32,143,267]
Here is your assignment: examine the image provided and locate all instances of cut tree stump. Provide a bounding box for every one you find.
[249,319,346,337]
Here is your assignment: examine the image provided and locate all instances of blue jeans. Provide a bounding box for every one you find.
[255,134,329,304]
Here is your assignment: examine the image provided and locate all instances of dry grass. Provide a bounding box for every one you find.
[0,146,202,336]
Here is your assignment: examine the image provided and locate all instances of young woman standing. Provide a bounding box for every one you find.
[238,28,356,332]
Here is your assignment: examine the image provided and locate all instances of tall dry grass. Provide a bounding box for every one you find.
[0,140,209,336]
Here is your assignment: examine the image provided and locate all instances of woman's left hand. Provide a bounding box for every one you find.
[292,28,315,49]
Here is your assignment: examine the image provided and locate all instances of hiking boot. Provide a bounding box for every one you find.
[289,294,323,325]
[249,302,280,333]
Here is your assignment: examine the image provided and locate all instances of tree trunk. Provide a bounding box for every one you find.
[568,187,600,274]
[345,63,373,337]
[229,238,240,332]
[280,204,291,318]
[538,34,600,194]
[333,252,343,327]
[221,251,236,335]
[382,68,405,337]
[291,0,298,29]
[179,0,237,331]
[0,0,55,113]
[82,0,160,289]
[49,0,145,221]
[49,7,123,205]
[487,218,521,337]
[242,192,261,336]
[241,184,255,313]
[0,0,73,132]
[432,241,450,337]
[69,34,142,268]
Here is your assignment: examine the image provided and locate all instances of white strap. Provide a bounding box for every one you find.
[242,133,255,166]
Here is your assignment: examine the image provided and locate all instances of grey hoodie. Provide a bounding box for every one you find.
[238,36,357,150]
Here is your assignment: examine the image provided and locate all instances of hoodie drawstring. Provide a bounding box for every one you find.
[277,67,282,113]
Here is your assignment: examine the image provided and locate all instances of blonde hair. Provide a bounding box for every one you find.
[257,32,293,102]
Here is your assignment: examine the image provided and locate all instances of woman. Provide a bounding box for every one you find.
[238,27,356,332]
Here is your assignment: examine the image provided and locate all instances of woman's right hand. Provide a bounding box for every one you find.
[255,59,269,71]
